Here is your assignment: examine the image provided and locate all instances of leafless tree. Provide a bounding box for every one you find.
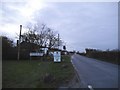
[21,23,63,48]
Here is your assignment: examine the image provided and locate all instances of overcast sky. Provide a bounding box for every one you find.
[0,0,118,52]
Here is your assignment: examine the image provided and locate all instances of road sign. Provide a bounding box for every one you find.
[30,53,43,56]
[41,48,48,54]
[53,51,61,62]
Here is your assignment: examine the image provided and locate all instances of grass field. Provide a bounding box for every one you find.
[2,55,74,88]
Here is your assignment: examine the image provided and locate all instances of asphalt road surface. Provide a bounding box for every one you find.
[71,54,118,88]
[0,60,1,89]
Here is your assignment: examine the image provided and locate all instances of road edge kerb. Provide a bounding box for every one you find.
[70,55,82,88]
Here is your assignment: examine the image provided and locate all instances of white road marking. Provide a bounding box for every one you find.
[88,85,94,90]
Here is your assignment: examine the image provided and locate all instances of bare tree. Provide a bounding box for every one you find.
[21,23,63,48]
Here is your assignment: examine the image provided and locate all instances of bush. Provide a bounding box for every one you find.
[85,48,119,64]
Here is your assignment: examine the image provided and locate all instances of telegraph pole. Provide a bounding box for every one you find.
[58,34,59,50]
[18,25,22,60]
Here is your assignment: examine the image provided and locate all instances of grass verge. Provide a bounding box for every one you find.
[2,55,74,88]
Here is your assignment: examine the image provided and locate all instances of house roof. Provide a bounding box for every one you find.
[19,41,48,52]
[19,41,64,52]
[20,41,48,48]
[49,48,62,51]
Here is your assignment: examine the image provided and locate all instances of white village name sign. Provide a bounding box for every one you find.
[53,51,61,62]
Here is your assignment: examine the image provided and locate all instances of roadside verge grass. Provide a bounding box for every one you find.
[2,55,74,88]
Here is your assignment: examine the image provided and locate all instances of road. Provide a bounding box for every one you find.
[71,54,118,88]
[0,60,1,89]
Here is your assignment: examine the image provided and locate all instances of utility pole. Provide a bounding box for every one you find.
[18,25,22,60]
[58,34,59,50]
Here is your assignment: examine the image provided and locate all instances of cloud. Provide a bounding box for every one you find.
[0,2,118,52]
[33,2,118,51]
[0,0,47,38]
